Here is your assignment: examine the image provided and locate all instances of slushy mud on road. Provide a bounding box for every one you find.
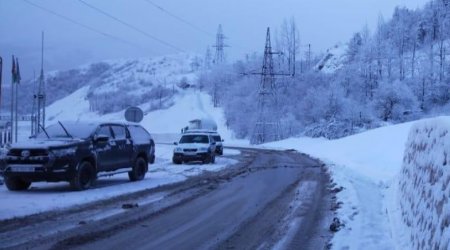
[0,148,334,250]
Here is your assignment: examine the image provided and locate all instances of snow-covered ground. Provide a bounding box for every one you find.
[0,87,241,221]
[0,144,239,220]
[264,120,417,250]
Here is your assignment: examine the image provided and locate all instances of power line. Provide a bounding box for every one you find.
[78,0,184,52]
[141,0,251,53]
[22,0,143,49]
[142,0,214,37]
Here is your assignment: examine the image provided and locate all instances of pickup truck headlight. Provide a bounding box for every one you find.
[174,147,183,153]
[50,147,77,157]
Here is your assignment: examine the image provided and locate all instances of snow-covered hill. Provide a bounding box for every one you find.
[11,53,203,115]
[45,88,234,141]
[315,44,347,74]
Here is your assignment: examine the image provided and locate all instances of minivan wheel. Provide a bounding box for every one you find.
[173,159,182,165]
[203,154,212,164]
[70,161,96,191]
[4,177,31,191]
[129,157,147,181]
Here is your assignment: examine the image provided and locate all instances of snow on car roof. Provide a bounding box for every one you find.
[56,120,140,126]
[183,129,219,134]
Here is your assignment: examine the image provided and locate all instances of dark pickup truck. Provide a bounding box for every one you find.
[1,121,155,191]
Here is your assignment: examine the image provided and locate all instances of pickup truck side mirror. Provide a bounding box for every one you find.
[211,141,216,146]
[174,142,178,145]
[221,139,225,142]
[94,134,110,145]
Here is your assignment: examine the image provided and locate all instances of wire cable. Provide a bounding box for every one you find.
[142,0,214,37]
[77,0,184,52]
[22,0,144,50]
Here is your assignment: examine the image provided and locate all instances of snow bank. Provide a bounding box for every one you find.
[398,117,450,249]
[264,121,417,249]
[265,120,415,183]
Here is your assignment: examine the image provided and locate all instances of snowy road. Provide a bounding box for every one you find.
[0,148,333,250]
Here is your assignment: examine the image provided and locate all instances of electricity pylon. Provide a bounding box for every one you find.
[212,24,228,64]
[251,27,288,144]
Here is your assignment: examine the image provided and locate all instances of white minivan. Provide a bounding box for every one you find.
[172,132,217,164]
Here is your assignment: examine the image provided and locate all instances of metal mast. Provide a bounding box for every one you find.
[35,32,46,134]
[213,24,228,64]
[204,46,212,70]
[0,56,3,110]
[251,27,281,144]
[31,71,37,135]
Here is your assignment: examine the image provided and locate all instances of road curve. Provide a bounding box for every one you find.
[0,148,333,250]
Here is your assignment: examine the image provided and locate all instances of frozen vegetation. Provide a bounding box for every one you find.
[197,0,450,140]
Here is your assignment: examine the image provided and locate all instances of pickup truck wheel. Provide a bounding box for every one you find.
[211,154,216,164]
[149,155,155,164]
[70,161,96,191]
[129,157,147,181]
[4,177,31,191]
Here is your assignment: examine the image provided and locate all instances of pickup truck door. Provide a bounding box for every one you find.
[94,125,115,171]
[110,125,133,169]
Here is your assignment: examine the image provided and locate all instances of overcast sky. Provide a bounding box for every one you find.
[0,0,428,81]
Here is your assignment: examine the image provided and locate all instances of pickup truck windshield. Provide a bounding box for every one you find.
[36,123,98,139]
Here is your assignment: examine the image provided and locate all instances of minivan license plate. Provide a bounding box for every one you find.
[11,166,35,172]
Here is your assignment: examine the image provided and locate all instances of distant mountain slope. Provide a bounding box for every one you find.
[6,53,202,115]
[41,53,235,138]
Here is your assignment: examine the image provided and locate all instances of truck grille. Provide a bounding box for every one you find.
[183,149,197,152]
[8,149,49,157]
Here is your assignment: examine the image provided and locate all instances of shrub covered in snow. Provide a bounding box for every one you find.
[399,117,450,250]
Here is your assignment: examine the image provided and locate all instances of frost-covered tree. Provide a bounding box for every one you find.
[373,80,418,121]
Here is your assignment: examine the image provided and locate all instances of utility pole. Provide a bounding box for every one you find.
[34,31,46,135]
[15,58,20,142]
[0,56,2,110]
[31,71,37,136]
[204,46,212,70]
[9,56,20,143]
[307,43,312,70]
[212,24,228,65]
[10,56,15,143]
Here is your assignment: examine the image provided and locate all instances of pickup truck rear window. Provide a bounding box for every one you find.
[128,125,152,143]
